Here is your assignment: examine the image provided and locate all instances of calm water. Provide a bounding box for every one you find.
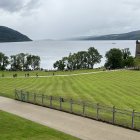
[0,40,136,69]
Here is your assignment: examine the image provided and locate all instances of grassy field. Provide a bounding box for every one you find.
[0,70,140,111]
[0,110,79,140]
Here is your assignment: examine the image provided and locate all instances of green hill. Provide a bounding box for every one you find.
[74,30,140,40]
[0,26,32,42]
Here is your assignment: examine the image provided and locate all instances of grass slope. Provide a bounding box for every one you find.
[0,110,79,140]
[0,70,140,111]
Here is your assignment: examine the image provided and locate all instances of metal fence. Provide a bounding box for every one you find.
[127,67,140,70]
[15,89,140,131]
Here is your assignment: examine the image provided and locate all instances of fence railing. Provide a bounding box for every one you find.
[15,89,140,131]
[127,66,140,70]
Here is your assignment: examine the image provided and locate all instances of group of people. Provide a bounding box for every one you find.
[24,73,30,77]
[12,73,39,78]
[10,72,55,78]
[13,73,17,78]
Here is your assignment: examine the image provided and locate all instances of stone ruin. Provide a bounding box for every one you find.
[136,40,140,58]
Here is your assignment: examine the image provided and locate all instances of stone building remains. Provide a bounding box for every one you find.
[136,40,140,58]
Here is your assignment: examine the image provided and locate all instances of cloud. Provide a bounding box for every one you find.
[123,0,140,11]
[0,0,27,12]
[0,0,140,40]
[0,0,41,12]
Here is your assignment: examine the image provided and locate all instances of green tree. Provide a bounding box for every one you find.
[10,53,27,71]
[10,53,41,71]
[53,47,102,70]
[0,52,9,70]
[76,51,88,69]
[30,55,41,70]
[10,55,17,70]
[122,48,134,67]
[122,48,131,59]
[53,60,65,70]
[105,48,123,69]
[123,56,134,67]
[134,58,140,67]
[87,47,102,69]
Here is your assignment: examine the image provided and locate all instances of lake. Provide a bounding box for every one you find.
[0,40,136,69]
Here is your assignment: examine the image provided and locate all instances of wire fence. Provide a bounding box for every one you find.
[15,89,140,131]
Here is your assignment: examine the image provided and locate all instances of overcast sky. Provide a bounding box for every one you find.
[0,0,140,40]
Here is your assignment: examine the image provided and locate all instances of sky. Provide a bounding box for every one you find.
[0,0,140,40]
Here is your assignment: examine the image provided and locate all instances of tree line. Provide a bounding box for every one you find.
[53,47,136,70]
[105,48,135,69]
[0,47,137,71]
[53,47,102,70]
[0,52,40,71]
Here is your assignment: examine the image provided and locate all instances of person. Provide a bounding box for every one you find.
[53,72,54,76]
[13,74,17,78]
[61,98,64,102]
[27,73,29,77]
[2,74,4,77]
[136,40,140,44]
[36,73,38,77]
[25,74,26,77]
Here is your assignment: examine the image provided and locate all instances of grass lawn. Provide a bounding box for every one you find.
[0,110,79,140]
[0,70,140,111]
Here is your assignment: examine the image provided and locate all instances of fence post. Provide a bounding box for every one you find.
[50,96,52,108]
[34,93,36,104]
[60,97,62,110]
[15,89,17,99]
[70,99,73,113]
[112,106,115,124]
[131,110,135,129]
[83,103,85,116]
[21,90,23,101]
[42,94,44,105]
[96,103,99,120]
[27,92,29,102]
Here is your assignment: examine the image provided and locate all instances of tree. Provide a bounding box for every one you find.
[10,55,17,70]
[123,56,134,67]
[66,53,76,70]
[105,48,123,69]
[0,52,9,70]
[53,60,65,70]
[87,47,102,69]
[122,48,134,67]
[53,47,102,70]
[134,58,140,66]
[10,53,41,71]
[76,51,88,69]
[30,55,40,70]
[122,48,131,59]
[10,53,27,71]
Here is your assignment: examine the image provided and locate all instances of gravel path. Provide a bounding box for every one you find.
[0,96,140,140]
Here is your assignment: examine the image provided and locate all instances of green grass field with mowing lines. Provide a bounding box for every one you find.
[0,110,79,140]
[0,70,140,111]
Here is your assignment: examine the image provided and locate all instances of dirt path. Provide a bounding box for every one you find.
[0,96,139,140]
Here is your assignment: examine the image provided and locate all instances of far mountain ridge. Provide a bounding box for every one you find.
[72,30,140,40]
[0,26,32,43]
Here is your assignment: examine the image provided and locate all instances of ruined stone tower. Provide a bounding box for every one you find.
[136,40,140,58]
